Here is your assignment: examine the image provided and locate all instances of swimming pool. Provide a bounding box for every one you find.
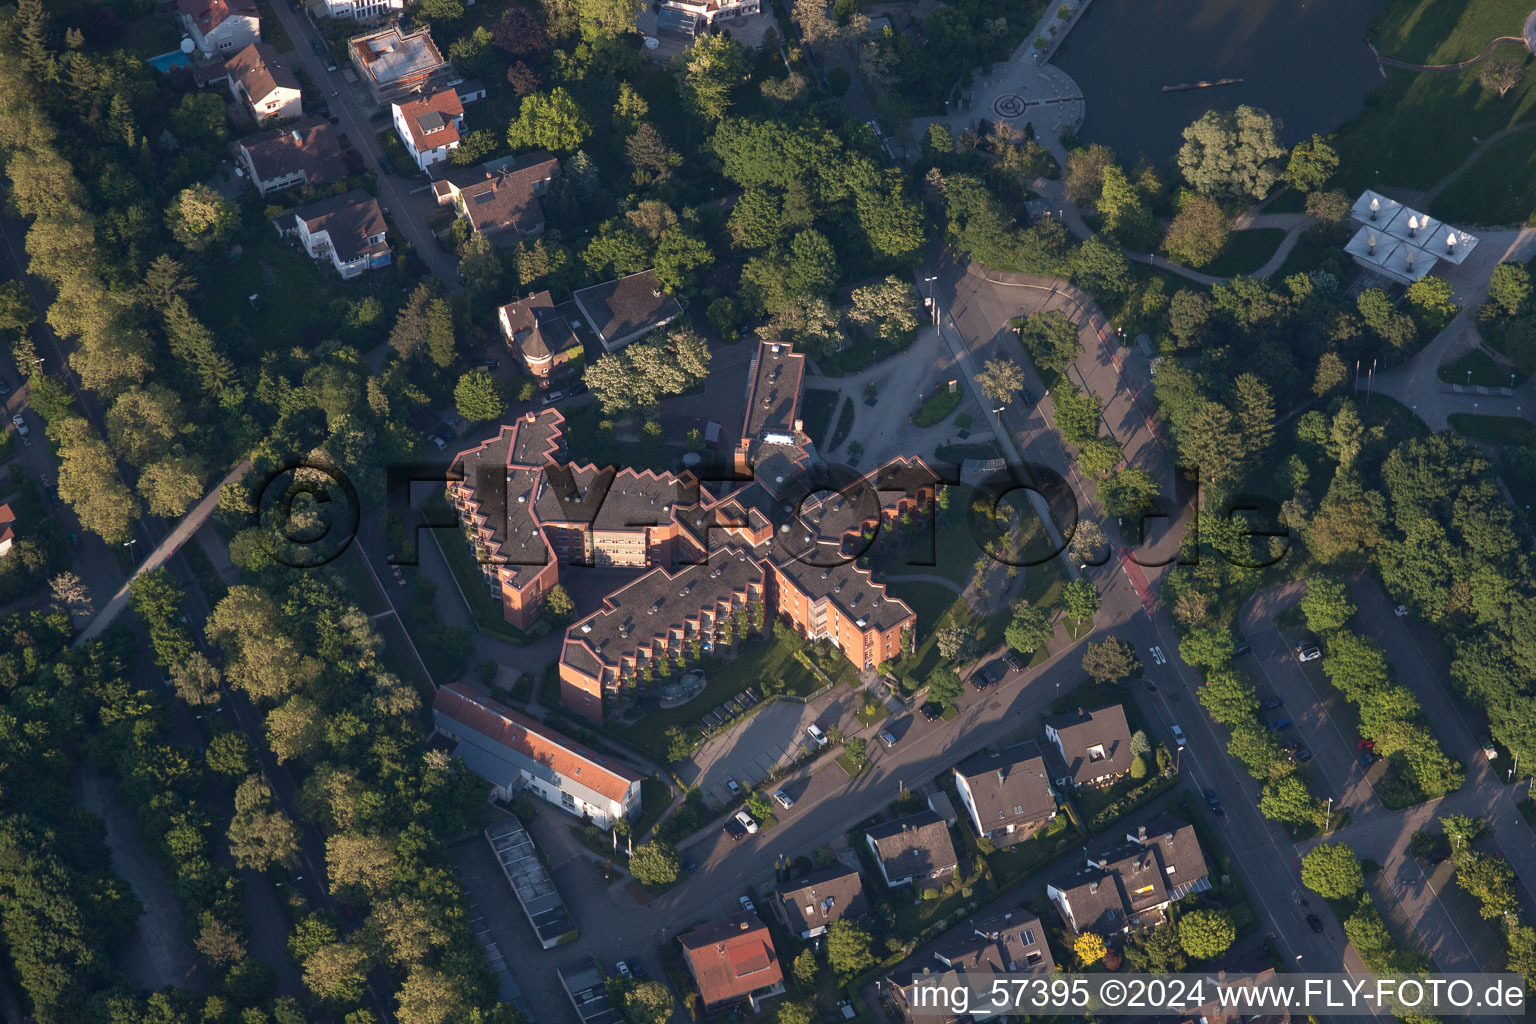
[147,50,191,72]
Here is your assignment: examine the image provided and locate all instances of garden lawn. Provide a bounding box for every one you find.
[913,387,962,427]
[1201,228,1287,278]
[884,581,1011,690]
[1332,54,1536,196]
[1439,348,1527,388]
[1431,126,1536,226]
[1368,0,1534,64]
[1448,412,1536,445]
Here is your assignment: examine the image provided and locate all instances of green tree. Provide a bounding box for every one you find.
[1260,775,1319,825]
[1005,603,1053,654]
[576,0,645,40]
[1198,667,1259,725]
[1301,843,1363,899]
[303,942,370,1005]
[653,226,713,292]
[627,841,681,886]
[792,949,818,987]
[848,276,918,343]
[935,623,978,662]
[1284,134,1339,192]
[1179,625,1235,670]
[545,584,575,620]
[205,731,252,780]
[507,88,591,153]
[1071,237,1132,299]
[1486,262,1531,315]
[681,34,748,121]
[454,371,506,422]
[166,183,237,251]
[623,981,675,1024]
[1078,437,1122,477]
[1081,636,1140,683]
[825,919,875,977]
[1099,467,1160,520]
[1064,143,1115,203]
[1344,897,1393,960]
[778,1002,814,1024]
[1177,105,1286,199]
[1061,577,1100,622]
[786,229,837,298]
[974,357,1026,405]
[1016,309,1081,375]
[1405,275,1458,331]
[1179,909,1236,960]
[1300,575,1355,634]
[927,666,963,706]
[1052,384,1103,447]
[1162,194,1230,268]
[228,775,302,871]
[1476,52,1525,98]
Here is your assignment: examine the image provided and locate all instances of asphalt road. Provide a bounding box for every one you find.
[264,2,462,289]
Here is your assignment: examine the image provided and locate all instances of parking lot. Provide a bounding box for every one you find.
[680,684,878,806]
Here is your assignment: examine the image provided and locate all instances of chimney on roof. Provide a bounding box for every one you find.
[739,920,749,930]
[1137,826,1146,841]
[652,288,662,298]
[1077,707,1085,719]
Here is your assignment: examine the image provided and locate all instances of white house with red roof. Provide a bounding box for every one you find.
[391,88,464,171]
[178,0,260,57]
[432,682,644,828]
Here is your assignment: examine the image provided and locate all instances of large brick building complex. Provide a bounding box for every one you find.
[448,341,930,723]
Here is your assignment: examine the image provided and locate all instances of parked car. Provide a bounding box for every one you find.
[920,702,942,722]
[1306,914,1324,933]
[1295,643,1322,662]
[774,789,794,810]
[1358,752,1377,767]
[540,389,565,407]
[326,61,338,72]
[1480,736,1498,761]
[1020,387,1036,407]
[567,380,588,395]
[805,723,828,747]
[1170,724,1187,748]
[1356,738,1374,750]
[1234,639,1252,656]
[629,961,648,979]
[724,777,740,795]
[427,434,447,450]
[1426,849,1447,866]
[972,660,1005,690]
[681,856,697,872]
[11,413,27,436]
[377,154,395,175]
[879,729,897,748]
[1280,740,1301,753]
[311,38,326,56]
[733,810,758,835]
[1268,717,1293,731]
[1003,651,1026,673]
[1203,788,1224,817]
[1394,604,1409,617]
[722,818,746,841]
[739,894,756,913]
[616,961,631,978]
[1260,697,1283,710]
[1293,749,1313,764]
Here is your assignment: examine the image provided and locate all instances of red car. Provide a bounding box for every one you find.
[1357,738,1374,750]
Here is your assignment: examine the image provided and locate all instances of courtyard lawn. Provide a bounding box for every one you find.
[884,581,1012,691]
[1431,127,1536,226]
[431,529,546,646]
[1200,228,1288,278]
[1439,349,1527,388]
[1368,0,1534,64]
[1332,55,1536,196]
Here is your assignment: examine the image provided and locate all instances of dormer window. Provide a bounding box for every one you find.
[1087,744,1106,762]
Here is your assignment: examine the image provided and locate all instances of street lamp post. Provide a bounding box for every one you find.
[1324,796,1333,833]
[923,275,938,326]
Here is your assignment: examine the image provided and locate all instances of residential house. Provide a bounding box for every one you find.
[934,909,1055,977]
[178,0,259,56]
[391,88,464,171]
[349,25,459,105]
[886,966,976,1024]
[1177,965,1293,1024]
[678,914,785,1013]
[865,811,958,889]
[572,269,681,352]
[315,0,403,22]
[1045,817,1211,934]
[226,42,301,124]
[431,682,644,828]
[432,152,560,246]
[774,865,866,939]
[287,190,390,279]
[656,0,761,36]
[1044,703,1133,789]
[0,504,14,557]
[952,743,1057,847]
[498,291,582,380]
[456,79,488,105]
[237,117,349,196]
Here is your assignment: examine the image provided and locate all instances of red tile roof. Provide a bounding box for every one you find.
[432,683,643,803]
[0,504,14,548]
[396,88,463,154]
[679,914,783,1007]
[178,0,258,35]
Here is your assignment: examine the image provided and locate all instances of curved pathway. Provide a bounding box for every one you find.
[1373,34,1530,72]
[1425,118,1536,204]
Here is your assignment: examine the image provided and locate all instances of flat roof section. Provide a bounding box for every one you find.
[484,815,577,949]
